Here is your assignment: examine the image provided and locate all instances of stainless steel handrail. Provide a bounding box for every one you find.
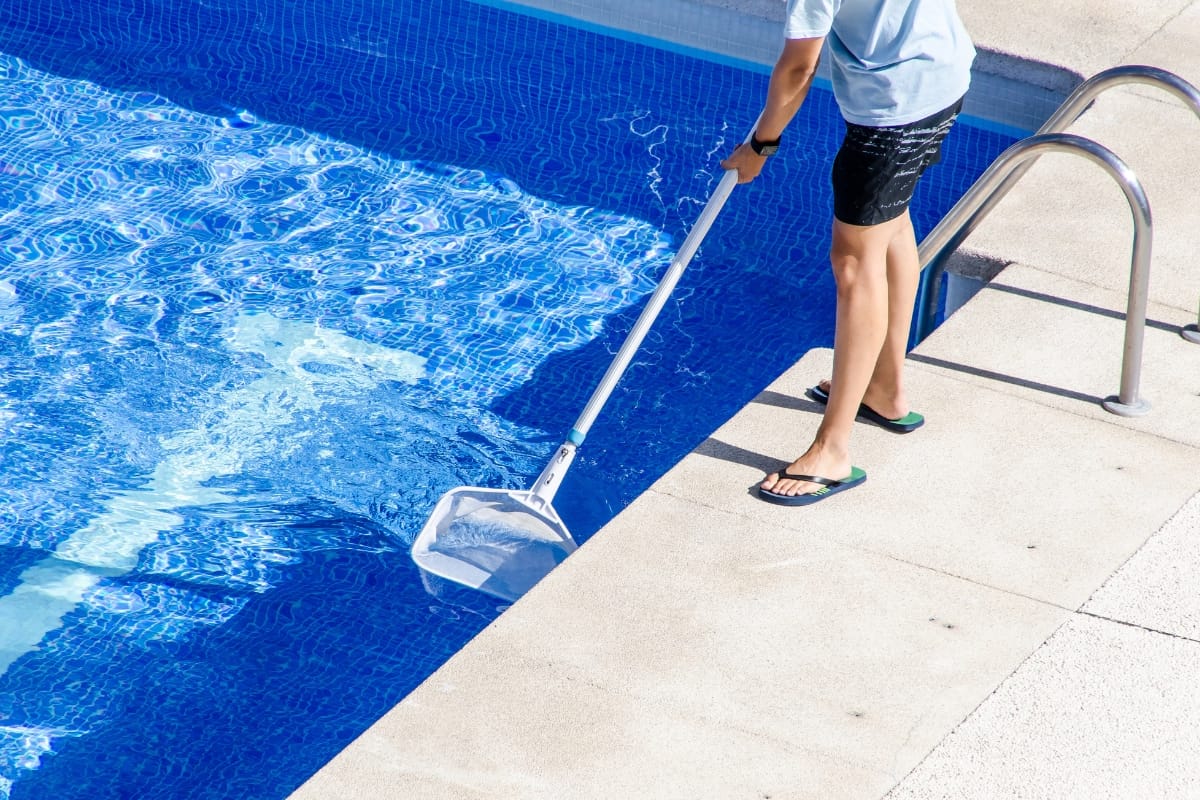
[915,65,1200,415]
[915,133,1153,416]
[1060,69,1200,347]
[1038,64,1200,138]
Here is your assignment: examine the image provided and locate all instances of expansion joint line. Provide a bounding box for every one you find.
[1127,7,1188,66]
[1076,609,1200,644]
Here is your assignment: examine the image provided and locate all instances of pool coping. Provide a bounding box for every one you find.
[290,1,1200,797]
[474,0,1083,137]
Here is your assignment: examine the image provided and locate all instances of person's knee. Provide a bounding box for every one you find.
[829,225,887,290]
[830,250,886,301]
[829,245,862,285]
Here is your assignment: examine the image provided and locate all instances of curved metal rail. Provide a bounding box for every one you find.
[915,65,1200,415]
[1039,64,1200,137]
[1051,66,1200,344]
[915,133,1153,416]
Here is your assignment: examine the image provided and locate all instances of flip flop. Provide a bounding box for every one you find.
[757,466,867,506]
[805,384,924,433]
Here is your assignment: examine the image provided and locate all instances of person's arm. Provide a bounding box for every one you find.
[721,36,824,183]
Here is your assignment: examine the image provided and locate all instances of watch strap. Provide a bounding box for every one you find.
[749,132,781,156]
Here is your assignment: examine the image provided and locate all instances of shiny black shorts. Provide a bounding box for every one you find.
[831,98,964,227]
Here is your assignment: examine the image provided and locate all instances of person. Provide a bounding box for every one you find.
[721,0,976,506]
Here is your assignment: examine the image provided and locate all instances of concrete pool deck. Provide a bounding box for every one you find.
[291,1,1200,798]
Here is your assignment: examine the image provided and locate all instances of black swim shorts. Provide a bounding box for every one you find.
[831,98,964,227]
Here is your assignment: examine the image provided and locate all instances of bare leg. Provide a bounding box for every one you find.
[762,213,912,497]
[817,209,921,420]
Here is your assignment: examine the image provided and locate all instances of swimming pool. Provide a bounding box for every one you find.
[0,0,1019,797]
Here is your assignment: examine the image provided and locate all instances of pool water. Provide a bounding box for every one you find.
[0,0,1019,797]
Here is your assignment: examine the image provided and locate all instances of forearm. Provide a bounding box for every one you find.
[720,36,823,183]
[755,37,824,140]
[756,64,817,139]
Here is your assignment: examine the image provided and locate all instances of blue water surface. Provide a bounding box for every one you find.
[0,0,1019,797]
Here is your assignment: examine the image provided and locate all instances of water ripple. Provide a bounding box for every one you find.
[0,46,680,797]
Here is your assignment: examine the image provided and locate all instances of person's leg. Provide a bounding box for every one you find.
[760,213,909,498]
[863,208,921,418]
[815,209,920,420]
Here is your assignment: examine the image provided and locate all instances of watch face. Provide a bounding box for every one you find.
[758,143,779,156]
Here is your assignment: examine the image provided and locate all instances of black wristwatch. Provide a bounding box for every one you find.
[749,132,780,156]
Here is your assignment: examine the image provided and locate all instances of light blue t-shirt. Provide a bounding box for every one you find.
[784,0,976,126]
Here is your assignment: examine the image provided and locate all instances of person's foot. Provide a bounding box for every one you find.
[760,442,851,499]
[816,378,909,421]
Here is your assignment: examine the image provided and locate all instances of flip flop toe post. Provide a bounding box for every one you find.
[758,466,867,506]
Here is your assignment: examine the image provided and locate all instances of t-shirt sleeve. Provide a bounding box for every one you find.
[783,0,836,39]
